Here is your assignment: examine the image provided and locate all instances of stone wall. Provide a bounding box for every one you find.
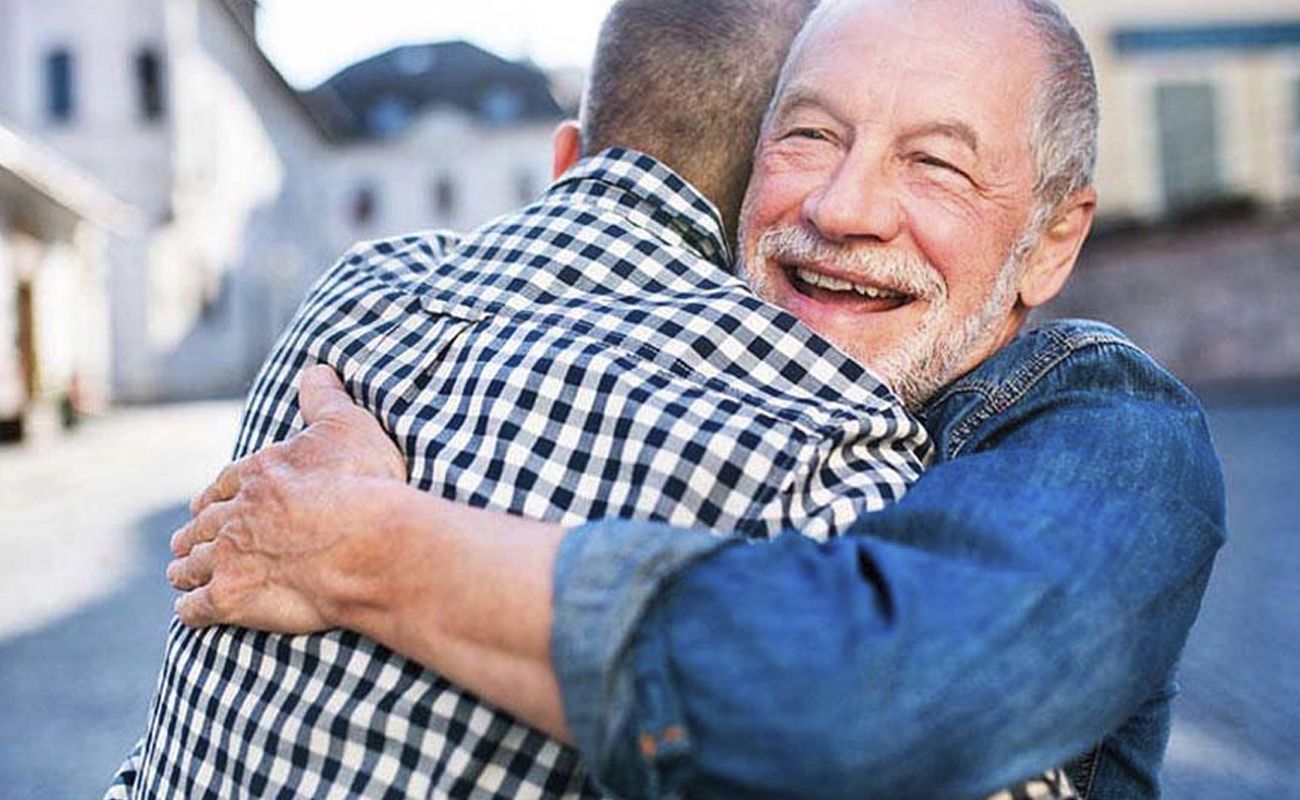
[1042,210,1300,395]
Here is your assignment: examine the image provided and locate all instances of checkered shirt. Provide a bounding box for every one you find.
[108,149,938,798]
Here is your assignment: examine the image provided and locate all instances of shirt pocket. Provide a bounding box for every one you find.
[345,295,493,469]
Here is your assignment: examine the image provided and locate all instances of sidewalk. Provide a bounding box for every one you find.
[0,401,242,639]
[0,401,243,798]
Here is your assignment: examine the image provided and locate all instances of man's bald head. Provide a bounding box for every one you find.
[774,0,1097,228]
[581,0,818,239]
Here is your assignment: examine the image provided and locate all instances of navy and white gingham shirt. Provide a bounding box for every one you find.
[109,149,933,798]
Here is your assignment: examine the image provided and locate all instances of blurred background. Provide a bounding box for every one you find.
[0,0,1296,797]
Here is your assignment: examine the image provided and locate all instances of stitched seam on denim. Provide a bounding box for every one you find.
[946,331,1138,457]
[1080,741,1103,799]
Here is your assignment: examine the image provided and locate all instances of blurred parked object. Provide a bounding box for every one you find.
[0,0,561,404]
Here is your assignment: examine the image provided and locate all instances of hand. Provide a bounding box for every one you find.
[167,365,407,632]
[191,365,406,515]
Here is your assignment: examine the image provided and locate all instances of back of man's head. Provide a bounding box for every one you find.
[582,0,817,241]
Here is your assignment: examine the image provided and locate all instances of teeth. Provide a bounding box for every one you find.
[794,268,900,300]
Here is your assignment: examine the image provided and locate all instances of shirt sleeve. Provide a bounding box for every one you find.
[550,344,1226,799]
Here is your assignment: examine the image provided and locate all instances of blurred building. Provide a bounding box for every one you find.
[1047,2,1300,392]
[1063,0,1300,220]
[0,122,132,441]
[305,41,564,254]
[0,0,561,404]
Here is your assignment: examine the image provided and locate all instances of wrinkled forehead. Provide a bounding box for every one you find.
[774,0,1044,148]
[798,0,1033,44]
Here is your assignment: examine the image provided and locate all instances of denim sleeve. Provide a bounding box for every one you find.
[551,344,1226,799]
[552,517,736,790]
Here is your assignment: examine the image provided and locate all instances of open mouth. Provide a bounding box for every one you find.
[784,265,916,312]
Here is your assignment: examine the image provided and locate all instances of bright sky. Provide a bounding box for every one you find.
[258,0,617,89]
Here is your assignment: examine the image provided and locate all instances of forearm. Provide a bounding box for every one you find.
[554,381,1226,797]
[333,482,572,741]
[563,475,1219,798]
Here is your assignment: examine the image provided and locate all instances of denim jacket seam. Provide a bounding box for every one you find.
[944,328,1138,457]
[1079,740,1103,799]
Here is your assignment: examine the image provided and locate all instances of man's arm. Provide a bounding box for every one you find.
[550,343,1225,798]
[171,353,1224,797]
[169,366,574,739]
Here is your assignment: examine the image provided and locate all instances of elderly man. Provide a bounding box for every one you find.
[163,0,1223,798]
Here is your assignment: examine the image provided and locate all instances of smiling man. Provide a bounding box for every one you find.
[160,0,1223,798]
[741,0,1091,410]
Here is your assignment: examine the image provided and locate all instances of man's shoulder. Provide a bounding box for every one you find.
[323,230,462,284]
[924,318,1205,458]
[292,230,464,319]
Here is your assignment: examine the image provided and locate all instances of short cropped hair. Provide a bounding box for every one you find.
[582,0,818,238]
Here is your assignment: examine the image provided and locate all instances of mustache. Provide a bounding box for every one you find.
[753,226,946,300]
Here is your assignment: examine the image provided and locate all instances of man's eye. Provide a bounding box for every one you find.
[917,154,971,181]
[785,127,830,142]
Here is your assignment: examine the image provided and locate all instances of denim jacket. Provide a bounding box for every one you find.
[552,319,1226,799]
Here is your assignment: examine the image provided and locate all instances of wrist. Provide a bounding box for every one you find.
[317,478,428,635]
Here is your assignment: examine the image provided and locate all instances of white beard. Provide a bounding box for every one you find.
[743,225,1030,410]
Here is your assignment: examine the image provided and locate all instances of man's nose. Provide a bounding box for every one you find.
[801,153,904,244]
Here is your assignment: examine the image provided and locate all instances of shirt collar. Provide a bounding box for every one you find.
[550,147,733,269]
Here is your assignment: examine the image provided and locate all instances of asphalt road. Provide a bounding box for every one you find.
[0,401,1295,799]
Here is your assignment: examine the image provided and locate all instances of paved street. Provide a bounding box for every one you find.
[0,401,243,798]
[0,400,1296,798]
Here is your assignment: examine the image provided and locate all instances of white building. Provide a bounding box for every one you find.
[1060,0,1300,220]
[0,0,562,402]
[306,41,563,255]
[0,121,133,440]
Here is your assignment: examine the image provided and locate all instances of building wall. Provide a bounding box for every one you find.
[0,0,172,215]
[0,225,20,420]
[0,0,347,402]
[1045,2,1300,390]
[0,2,16,118]
[1061,0,1300,219]
[0,204,111,438]
[132,0,337,400]
[328,112,555,254]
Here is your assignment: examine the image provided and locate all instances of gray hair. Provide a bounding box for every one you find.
[1018,0,1099,233]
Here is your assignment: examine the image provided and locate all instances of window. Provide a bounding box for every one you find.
[136,48,165,122]
[432,175,457,219]
[479,85,523,125]
[351,185,378,227]
[44,49,75,123]
[1156,82,1224,211]
[366,96,411,138]
[1293,77,1300,175]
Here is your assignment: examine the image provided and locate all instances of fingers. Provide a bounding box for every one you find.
[174,586,219,628]
[191,460,243,516]
[171,502,232,557]
[298,365,354,425]
[167,541,216,591]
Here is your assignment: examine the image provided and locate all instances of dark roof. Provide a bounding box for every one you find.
[304,41,566,141]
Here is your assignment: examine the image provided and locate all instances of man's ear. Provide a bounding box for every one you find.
[552,120,582,180]
[1017,187,1097,308]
